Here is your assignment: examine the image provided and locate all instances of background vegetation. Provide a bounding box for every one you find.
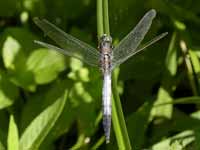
[0,0,200,149]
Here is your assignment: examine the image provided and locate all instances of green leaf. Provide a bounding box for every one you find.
[0,71,19,109]
[7,115,19,150]
[1,28,38,56]
[19,88,69,149]
[151,86,173,119]
[19,79,74,149]
[39,104,75,150]
[148,109,200,147]
[2,36,21,70]
[1,28,39,91]
[27,48,66,84]
[165,32,177,76]
[189,50,200,74]
[151,130,195,150]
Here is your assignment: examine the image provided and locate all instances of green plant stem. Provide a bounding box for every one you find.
[103,0,110,35]
[180,39,198,95]
[112,69,132,150]
[97,0,104,38]
[102,0,132,149]
[97,0,131,148]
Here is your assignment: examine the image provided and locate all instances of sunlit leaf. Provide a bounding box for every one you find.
[1,28,39,91]
[151,130,195,150]
[27,48,66,84]
[2,36,21,70]
[165,32,177,76]
[151,86,173,119]
[7,115,19,150]
[189,50,200,74]
[19,89,68,149]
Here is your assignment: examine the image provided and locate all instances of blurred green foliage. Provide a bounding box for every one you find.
[0,0,200,149]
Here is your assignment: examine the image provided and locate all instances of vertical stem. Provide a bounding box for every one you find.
[102,0,132,149]
[180,40,199,95]
[97,0,131,148]
[103,0,110,35]
[112,69,132,150]
[97,0,104,38]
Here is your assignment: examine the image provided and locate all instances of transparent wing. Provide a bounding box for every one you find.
[33,18,100,67]
[34,40,99,67]
[112,9,156,68]
[112,32,168,69]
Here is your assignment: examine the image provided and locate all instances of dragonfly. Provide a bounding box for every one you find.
[34,9,167,143]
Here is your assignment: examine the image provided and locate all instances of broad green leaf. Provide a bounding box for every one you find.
[151,130,195,150]
[19,88,68,149]
[7,115,19,150]
[20,79,73,129]
[151,86,173,119]
[27,48,66,84]
[2,36,21,70]
[170,141,183,150]
[148,109,200,147]
[20,79,74,149]
[0,72,18,109]
[191,110,200,119]
[1,28,38,91]
[39,103,75,150]
[1,28,38,56]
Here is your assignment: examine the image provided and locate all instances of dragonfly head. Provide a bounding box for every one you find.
[100,34,112,43]
[99,34,113,55]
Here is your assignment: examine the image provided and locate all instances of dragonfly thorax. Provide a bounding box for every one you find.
[99,34,113,74]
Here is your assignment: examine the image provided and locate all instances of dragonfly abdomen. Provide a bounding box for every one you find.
[102,73,112,143]
[99,34,113,143]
